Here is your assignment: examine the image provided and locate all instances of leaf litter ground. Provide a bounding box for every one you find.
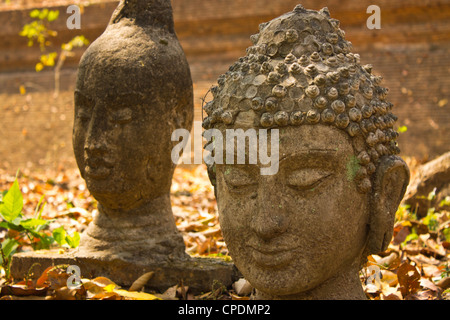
[0,159,449,300]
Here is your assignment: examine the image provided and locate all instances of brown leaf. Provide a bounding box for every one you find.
[436,277,450,290]
[90,276,117,288]
[1,284,47,297]
[380,270,398,287]
[129,271,154,292]
[397,263,421,297]
[420,278,440,292]
[382,293,402,300]
[406,289,440,300]
[422,264,442,278]
[36,265,55,288]
[154,285,178,300]
[47,267,71,290]
[408,253,441,266]
[47,285,86,300]
[393,226,410,245]
[230,293,250,300]
[377,252,400,270]
[176,281,190,300]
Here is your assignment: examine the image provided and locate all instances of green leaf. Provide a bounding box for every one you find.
[30,9,40,18]
[439,196,450,208]
[0,190,7,203]
[34,234,54,250]
[443,228,450,242]
[20,218,49,230]
[1,238,19,260]
[47,10,59,22]
[34,195,46,219]
[65,232,80,248]
[0,220,25,233]
[35,62,44,72]
[0,179,23,223]
[427,188,437,201]
[52,226,66,246]
[402,233,418,248]
[38,9,49,20]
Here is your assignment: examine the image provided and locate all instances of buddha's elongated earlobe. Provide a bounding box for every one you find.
[366,155,410,254]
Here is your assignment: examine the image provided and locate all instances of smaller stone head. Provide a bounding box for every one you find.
[73,14,193,210]
[203,5,409,299]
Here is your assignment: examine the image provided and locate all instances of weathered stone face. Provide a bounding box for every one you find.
[216,125,370,296]
[73,0,193,260]
[73,2,193,210]
[204,5,410,299]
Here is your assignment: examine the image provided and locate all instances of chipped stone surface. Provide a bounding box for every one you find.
[204,5,410,300]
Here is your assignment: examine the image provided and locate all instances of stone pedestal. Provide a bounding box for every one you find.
[10,250,239,294]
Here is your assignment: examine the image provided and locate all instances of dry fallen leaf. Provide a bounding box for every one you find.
[112,289,160,300]
[397,263,421,297]
[129,271,154,292]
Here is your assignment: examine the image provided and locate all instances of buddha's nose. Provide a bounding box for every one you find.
[250,190,289,240]
[84,107,108,156]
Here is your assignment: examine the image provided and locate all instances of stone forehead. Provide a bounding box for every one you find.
[202,5,402,193]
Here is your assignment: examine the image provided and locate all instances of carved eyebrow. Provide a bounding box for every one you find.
[279,149,338,164]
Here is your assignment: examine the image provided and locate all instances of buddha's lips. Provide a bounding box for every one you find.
[84,165,112,180]
[249,246,294,269]
[246,243,297,269]
[85,156,115,169]
[84,157,114,179]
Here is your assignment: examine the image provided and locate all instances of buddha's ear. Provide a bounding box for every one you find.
[366,155,410,254]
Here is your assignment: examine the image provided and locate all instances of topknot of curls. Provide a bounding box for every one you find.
[202,5,401,193]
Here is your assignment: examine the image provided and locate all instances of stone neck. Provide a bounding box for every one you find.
[253,261,367,300]
[109,0,174,32]
[79,193,187,261]
[95,194,175,227]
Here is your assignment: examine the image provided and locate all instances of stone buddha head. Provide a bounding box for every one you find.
[73,0,193,211]
[72,0,193,260]
[203,5,409,299]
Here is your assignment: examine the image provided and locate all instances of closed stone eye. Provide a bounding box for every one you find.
[286,169,332,191]
[110,108,133,124]
[222,167,257,191]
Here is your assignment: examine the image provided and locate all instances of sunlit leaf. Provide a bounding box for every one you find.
[91,276,117,289]
[398,125,408,133]
[52,226,66,246]
[65,231,80,248]
[38,9,48,20]
[0,179,23,222]
[0,238,19,264]
[47,10,59,22]
[20,218,49,229]
[113,289,161,300]
[29,9,40,18]
[35,62,44,72]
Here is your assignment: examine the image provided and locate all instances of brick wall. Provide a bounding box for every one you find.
[0,0,449,170]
